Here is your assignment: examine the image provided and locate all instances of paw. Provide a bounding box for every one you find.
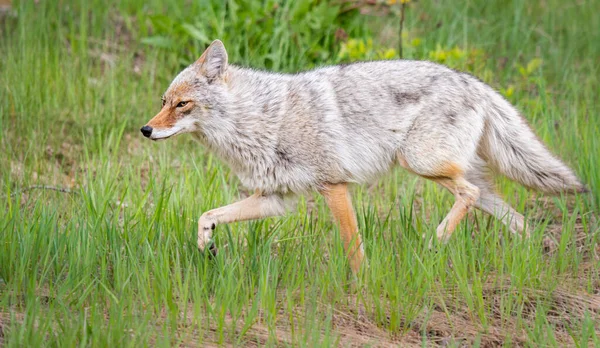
[207,242,218,258]
[422,233,435,250]
[434,223,452,245]
[197,217,216,251]
[427,228,450,249]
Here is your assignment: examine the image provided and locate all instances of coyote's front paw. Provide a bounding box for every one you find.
[425,226,451,249]
[198,215,216,252]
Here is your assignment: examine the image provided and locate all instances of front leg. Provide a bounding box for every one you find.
[198,191,287,251]
[319,183,365,274]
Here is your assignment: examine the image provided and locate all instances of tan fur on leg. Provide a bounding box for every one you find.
[198,191,287,251]
[433,177,480,244]
[320,183,365,274]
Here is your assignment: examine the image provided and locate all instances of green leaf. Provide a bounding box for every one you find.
[518,65,527,77]
[526,58,543,74]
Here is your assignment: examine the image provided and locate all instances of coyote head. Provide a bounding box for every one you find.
[141,40,230,141]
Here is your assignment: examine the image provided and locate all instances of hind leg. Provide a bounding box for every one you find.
[431,176,480,244]
[396,156,480,246]
[396,109,485,245]
[465,165,529,237]
[475,192,528,237]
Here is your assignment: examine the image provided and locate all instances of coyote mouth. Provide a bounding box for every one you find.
[150,128,183,141]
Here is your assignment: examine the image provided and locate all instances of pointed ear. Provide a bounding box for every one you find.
[194,40,228,82]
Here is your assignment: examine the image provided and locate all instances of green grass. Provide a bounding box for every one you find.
[1,0,599,346]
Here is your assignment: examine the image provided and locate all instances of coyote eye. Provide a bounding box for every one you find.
[176,101,189,108]
[161,98,166,107]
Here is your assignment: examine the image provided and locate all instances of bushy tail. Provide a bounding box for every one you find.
[480,98,587,194]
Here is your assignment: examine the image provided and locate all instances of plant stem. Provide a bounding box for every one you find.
[399,2,407,58]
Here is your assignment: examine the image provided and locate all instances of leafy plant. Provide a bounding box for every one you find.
[140,1,364,71]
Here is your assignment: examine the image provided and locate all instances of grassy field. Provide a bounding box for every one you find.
[1,0,599,346]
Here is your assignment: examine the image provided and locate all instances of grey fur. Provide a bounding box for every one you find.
[144,40,586,249]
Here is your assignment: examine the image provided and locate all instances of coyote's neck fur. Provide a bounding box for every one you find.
[198,65,353,193]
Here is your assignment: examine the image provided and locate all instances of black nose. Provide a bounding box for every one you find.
[140,126,153,138]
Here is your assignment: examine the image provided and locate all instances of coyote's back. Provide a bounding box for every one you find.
[240,59,586,195]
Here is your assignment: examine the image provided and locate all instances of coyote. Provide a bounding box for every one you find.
[141,40,586,273]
